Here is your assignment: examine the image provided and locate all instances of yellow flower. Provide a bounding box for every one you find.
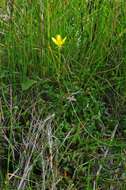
[52,34,66,48]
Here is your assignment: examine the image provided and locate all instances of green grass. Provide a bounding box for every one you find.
[0,0,126,189]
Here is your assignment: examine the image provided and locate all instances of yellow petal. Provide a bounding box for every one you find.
[62,37,67,44]
[56,35,62,41]
[52,37,59,46]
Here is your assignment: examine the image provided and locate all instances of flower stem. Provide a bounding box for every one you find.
[57,48,61,80]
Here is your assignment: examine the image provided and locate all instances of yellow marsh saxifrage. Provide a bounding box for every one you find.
[52,34,66,48]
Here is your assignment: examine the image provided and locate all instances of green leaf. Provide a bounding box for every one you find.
[21,79,37,91]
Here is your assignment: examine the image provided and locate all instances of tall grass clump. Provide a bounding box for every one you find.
[0,0,126,189]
